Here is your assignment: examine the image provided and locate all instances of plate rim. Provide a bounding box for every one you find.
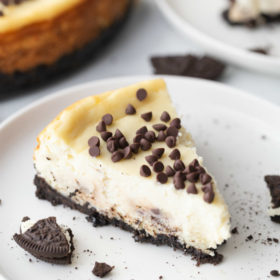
[1,75,280,134]
[156,0,280,76]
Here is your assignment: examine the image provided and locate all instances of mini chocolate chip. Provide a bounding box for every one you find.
[123,146,132,159]
[101,131,113,141]
[111,150,124,162]
[165,166,175,177]
[203,191,215,203]
[187,183,198,194]
[119,137,129,148]
[170,118,181,129]
[140,165,151,177]
[0,11,4,17]
[145,155,158,166]
[157,172,168,184]
[136,126,148,135]
[157,131,166,141]
[140,138,152,151]
[130,143,140,153]
[166,126,178,137]
[88,136,100,147]
[160,111,171,122]
[165,136,176,148]
[169,149,180,160]
[144,131,156,143]
[189,158,199,168]
[202,182,213,193]
[173,160,185,171]
[184,164,196,174]
[125,104,136,115]
[89,146,100,157]
[153,161,164,173]
[102,114,113,125]
[136,88,147,101]
[200,173,212,185]
[114,129,124,139]
[96,121,106,132]
[174,171,186,181]
[186,172,199,183]
[133,134,143,143]
[152,148,165,159]
[173,174,185,190]
[107,139,118,153]
[153,123,167,131]
[141,112,152,122]
[196,166,206,174]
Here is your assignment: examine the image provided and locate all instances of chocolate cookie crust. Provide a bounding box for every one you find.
[0,1,132,96]
[34,175,223,265]
[265,175,280,223]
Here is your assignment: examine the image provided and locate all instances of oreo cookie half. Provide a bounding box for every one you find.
[13,217,74,264]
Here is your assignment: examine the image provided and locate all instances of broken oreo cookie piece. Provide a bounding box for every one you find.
[13,217,74,264]
[92,261,114,278]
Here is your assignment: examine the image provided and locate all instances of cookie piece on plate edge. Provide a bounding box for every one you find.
[13,217,74,264]
[33,79,231,265]
[265,175,280,223]
[0,0,132,94]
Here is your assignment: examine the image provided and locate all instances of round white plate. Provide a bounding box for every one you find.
[156,0,280,76]
[0,76,280,280]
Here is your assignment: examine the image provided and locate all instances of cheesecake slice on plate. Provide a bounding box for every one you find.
[33,79,231,264]
[224,0,280,26]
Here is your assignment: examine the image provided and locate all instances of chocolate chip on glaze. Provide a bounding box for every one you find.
[157,131,166,142]
[118,137,129,149]
[165,136,176,148]
[140,165,151,177]
[157,173,168,184]
[133,134,143,144]
[88,136,100,147]
[153,161,164,173]
[173,172,185,190]
[152,124,167,131]
[140,138,152,151]
[202,182,213,193]
[166,126,179,137]
[200,173,212,185]
[136,126,148,135]
[204,191,215,203]
[102,114,113,125]
[187,183,198,194]
[96,121,106,132]
[170,118,181,129]
[145,155,158,166]
[125,104,136,115]
[165,165,175,177]
[144,131,156,143]
[186,172,200,183]
[89,146,101,157]
[136,88,147,101]
[160,111,171,122]
[141,112,152,122]
[100,131,112,142]
[173,160,185,171]
[130,143,140,154]
[107,139,118,153]
[123,146,133,159]
[152,148,165,159]
[111,150,124,162]
[0,11,3,17]
[169,149,180,160]
[114,129,124,139]
[196,166,206,174]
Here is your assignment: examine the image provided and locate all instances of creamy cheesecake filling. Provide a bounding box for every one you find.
[34,79,231,255]
[228,0,280,23]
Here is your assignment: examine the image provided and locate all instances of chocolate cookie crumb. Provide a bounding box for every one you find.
[271,270,280,277]
[231,227,239,234]
[92,262,114,278]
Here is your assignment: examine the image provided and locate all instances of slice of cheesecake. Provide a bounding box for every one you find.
[224,0,280,26]
[34,79,231,264]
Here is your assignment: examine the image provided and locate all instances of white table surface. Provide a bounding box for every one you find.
[1,0,280,123]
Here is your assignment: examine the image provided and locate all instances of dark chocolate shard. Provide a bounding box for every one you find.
[92,262,114,278]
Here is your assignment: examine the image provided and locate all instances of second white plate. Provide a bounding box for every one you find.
[156,0,280,76]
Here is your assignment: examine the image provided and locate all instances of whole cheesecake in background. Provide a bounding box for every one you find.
[224,0,280,26]
[33,79,231,264]
[0,0,132,93]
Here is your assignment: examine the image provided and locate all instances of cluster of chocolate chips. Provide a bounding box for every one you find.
[87,87,215,204]
[0,0,29,16]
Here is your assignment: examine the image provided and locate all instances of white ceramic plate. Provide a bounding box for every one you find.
[0,76,280,280]
[156,0,280,76]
